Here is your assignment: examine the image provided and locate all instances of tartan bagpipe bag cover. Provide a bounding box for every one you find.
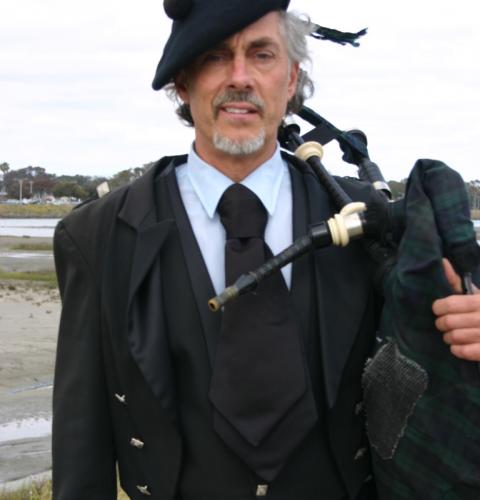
[362,159,480,500]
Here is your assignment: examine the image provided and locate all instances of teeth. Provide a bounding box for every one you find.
[225,108,249,114]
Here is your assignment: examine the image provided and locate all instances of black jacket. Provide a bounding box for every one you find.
[52,154,379,499]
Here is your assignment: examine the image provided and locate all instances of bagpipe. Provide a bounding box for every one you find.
[209,105,479,310]
[208,100,480,498]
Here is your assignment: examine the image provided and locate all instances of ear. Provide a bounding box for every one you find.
[174,72,190,104]
[287,61,299,100]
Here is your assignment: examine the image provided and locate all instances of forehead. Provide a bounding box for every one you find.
[213,11,285,50]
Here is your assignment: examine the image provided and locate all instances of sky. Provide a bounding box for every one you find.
[0,0,479,181]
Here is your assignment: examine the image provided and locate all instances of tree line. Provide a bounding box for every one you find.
[0,162,156,201]
[1,161,479,208]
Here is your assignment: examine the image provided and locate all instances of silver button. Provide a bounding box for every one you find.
[364,474,373,483]
[114,393,126,404]
[130,437,145,449]
[256,484,269,497]
[354,447,367,460]
[354,401,364,415]
[136,485,151,496]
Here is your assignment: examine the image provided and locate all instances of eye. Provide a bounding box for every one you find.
[251,49,276,67]
[202,51,229,66]
[255,51,274,60]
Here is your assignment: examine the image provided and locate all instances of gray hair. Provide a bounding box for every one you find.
[165,10,314,126]
[279,11,315,114]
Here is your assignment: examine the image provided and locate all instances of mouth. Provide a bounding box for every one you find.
[218,103,260,119]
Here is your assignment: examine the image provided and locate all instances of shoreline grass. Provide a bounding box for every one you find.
[9,243,53,252]
[0,270,57,288]
[0,205,74,219]
[0,479,52,500]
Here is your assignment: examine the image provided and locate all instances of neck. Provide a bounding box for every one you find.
[194,142,277,182]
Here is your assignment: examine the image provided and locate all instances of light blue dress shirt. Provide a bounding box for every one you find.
[175,144,293,295]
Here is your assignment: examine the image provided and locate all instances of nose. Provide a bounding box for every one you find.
[227,54,253,90]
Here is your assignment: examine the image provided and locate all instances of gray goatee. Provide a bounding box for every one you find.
[213,129,266,156]
[212,90,266,156]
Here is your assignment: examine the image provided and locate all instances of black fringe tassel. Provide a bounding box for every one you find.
[310,25,368,47]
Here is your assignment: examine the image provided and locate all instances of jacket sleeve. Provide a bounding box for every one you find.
[52,220,117,499]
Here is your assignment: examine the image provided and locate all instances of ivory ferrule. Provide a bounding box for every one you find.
[294,141,324,162]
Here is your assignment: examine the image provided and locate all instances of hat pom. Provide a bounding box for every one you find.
[164,0,193,20]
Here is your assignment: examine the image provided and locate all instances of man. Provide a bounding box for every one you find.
[52,1,480,499]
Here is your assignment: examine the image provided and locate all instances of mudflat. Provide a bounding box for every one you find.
[0,236,54,273]
[0,236,59,487]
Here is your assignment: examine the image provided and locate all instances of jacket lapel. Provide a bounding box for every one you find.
[127,219,173,306]
[116,159,178,410]
[117,160,177,310]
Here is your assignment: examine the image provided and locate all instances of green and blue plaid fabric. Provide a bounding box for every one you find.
[363,159,480,500]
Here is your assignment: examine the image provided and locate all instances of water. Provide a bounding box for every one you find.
[10,380,53,394]
[0,417,51,444]
[0,252,52,259]
[0,219,59,237]
[0,218,477,240]
[0,418,52,486]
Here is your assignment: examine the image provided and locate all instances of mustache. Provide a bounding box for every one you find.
[213,91,265,114]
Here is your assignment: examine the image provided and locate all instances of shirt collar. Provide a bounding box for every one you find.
[185,144,286,219]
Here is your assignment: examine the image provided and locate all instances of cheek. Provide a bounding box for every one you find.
[188,94,216,128]
[270,70,296,101]
[267,77,293,114]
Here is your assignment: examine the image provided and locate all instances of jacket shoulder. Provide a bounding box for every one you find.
[54,155,183,264]
[57,181,128,244]
[59,155,182,234]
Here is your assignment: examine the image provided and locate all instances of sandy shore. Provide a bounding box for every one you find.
[0,236,59,486]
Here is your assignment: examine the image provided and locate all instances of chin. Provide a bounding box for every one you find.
[213,129,266,156]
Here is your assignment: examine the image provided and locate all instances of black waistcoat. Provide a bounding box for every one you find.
[155,164,347,500]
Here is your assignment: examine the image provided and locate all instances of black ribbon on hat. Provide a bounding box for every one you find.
[310,25,368,47]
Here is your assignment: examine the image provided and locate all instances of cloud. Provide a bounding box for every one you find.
[0,0,478,180]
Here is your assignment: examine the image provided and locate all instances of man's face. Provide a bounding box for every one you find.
[176,11,299,164]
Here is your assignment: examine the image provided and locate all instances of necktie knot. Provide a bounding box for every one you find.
[217,183,267,239]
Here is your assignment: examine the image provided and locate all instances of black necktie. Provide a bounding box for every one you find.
[209,183,317,481]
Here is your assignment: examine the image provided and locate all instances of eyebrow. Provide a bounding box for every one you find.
[213,37,280,52]
[249,38,280,50]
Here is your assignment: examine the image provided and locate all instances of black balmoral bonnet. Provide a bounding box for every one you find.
[152,0,290,90]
